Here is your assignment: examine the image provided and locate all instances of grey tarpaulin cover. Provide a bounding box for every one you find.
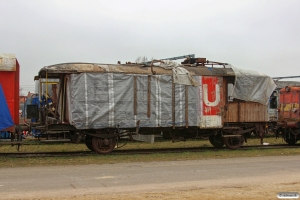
[230,66,276,105]
[68,73,198,129]
[67,66,276,130]
[154,60,199,86]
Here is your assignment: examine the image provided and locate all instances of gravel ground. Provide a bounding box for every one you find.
[65,182,300,200]
[21,182,300,200]
[1,155,299,200]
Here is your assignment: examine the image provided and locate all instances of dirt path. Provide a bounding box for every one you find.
[28,182,300,200]
[1,155,299,200]
[74,183,300,200]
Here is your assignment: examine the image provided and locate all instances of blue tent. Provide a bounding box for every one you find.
[0,84,14,131]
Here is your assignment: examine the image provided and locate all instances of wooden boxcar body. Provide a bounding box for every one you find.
[26,58,276,153]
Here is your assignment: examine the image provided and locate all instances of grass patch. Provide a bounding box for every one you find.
[0,134,288,153]
[0,148,299,168]
[0,136,299,168]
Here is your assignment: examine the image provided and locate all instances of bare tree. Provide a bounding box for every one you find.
[135,56,141,63]
[142,56,148,63]
[135,56,148,64]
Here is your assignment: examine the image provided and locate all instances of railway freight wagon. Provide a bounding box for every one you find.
[275,86,300,144]
[0,54,20,139]
[29,56,276,154]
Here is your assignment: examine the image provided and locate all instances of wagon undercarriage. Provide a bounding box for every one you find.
[27,120,272,154]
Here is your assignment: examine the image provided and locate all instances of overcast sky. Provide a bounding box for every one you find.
[1,0,300,93]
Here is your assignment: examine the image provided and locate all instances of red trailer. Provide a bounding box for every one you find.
[0,54,20,132]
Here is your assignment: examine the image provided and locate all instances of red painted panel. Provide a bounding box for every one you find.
[202,76,221,116]
[0,60,19,125]
[279,87,300,120]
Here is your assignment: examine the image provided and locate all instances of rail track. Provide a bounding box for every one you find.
[0,144,299,158]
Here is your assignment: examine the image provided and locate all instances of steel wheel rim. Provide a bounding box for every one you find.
[92,137,116,154]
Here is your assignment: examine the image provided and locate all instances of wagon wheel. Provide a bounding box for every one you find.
[85,135,94,151]
[284,138,297,145]
[92,137,117,154]
[224,136,244,150]
[283,130,297,145]
[209,132,224,148]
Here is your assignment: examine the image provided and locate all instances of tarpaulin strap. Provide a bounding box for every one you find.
[172,78,175,129]
[147,75,151,118]
[108,73,115,126]
[155,76,162,126]
[134,76,137,115]
[185,85,189,128]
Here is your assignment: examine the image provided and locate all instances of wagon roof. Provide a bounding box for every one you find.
[36,61,276,105]
[37,62,235,78]
[274,80,300,89]
[0,54,16,71]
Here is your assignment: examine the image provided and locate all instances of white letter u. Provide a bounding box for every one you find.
[203,84,220,106]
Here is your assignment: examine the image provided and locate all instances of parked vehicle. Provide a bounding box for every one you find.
[25,55,278,153]
[0,54,24,141]
[274,86,300,144]
[3,54,290,154]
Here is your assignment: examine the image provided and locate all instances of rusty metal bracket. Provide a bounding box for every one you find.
[222,126,256,135]
[136,120,140,134]
[150,60,165,75]
[168,129,175,143]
